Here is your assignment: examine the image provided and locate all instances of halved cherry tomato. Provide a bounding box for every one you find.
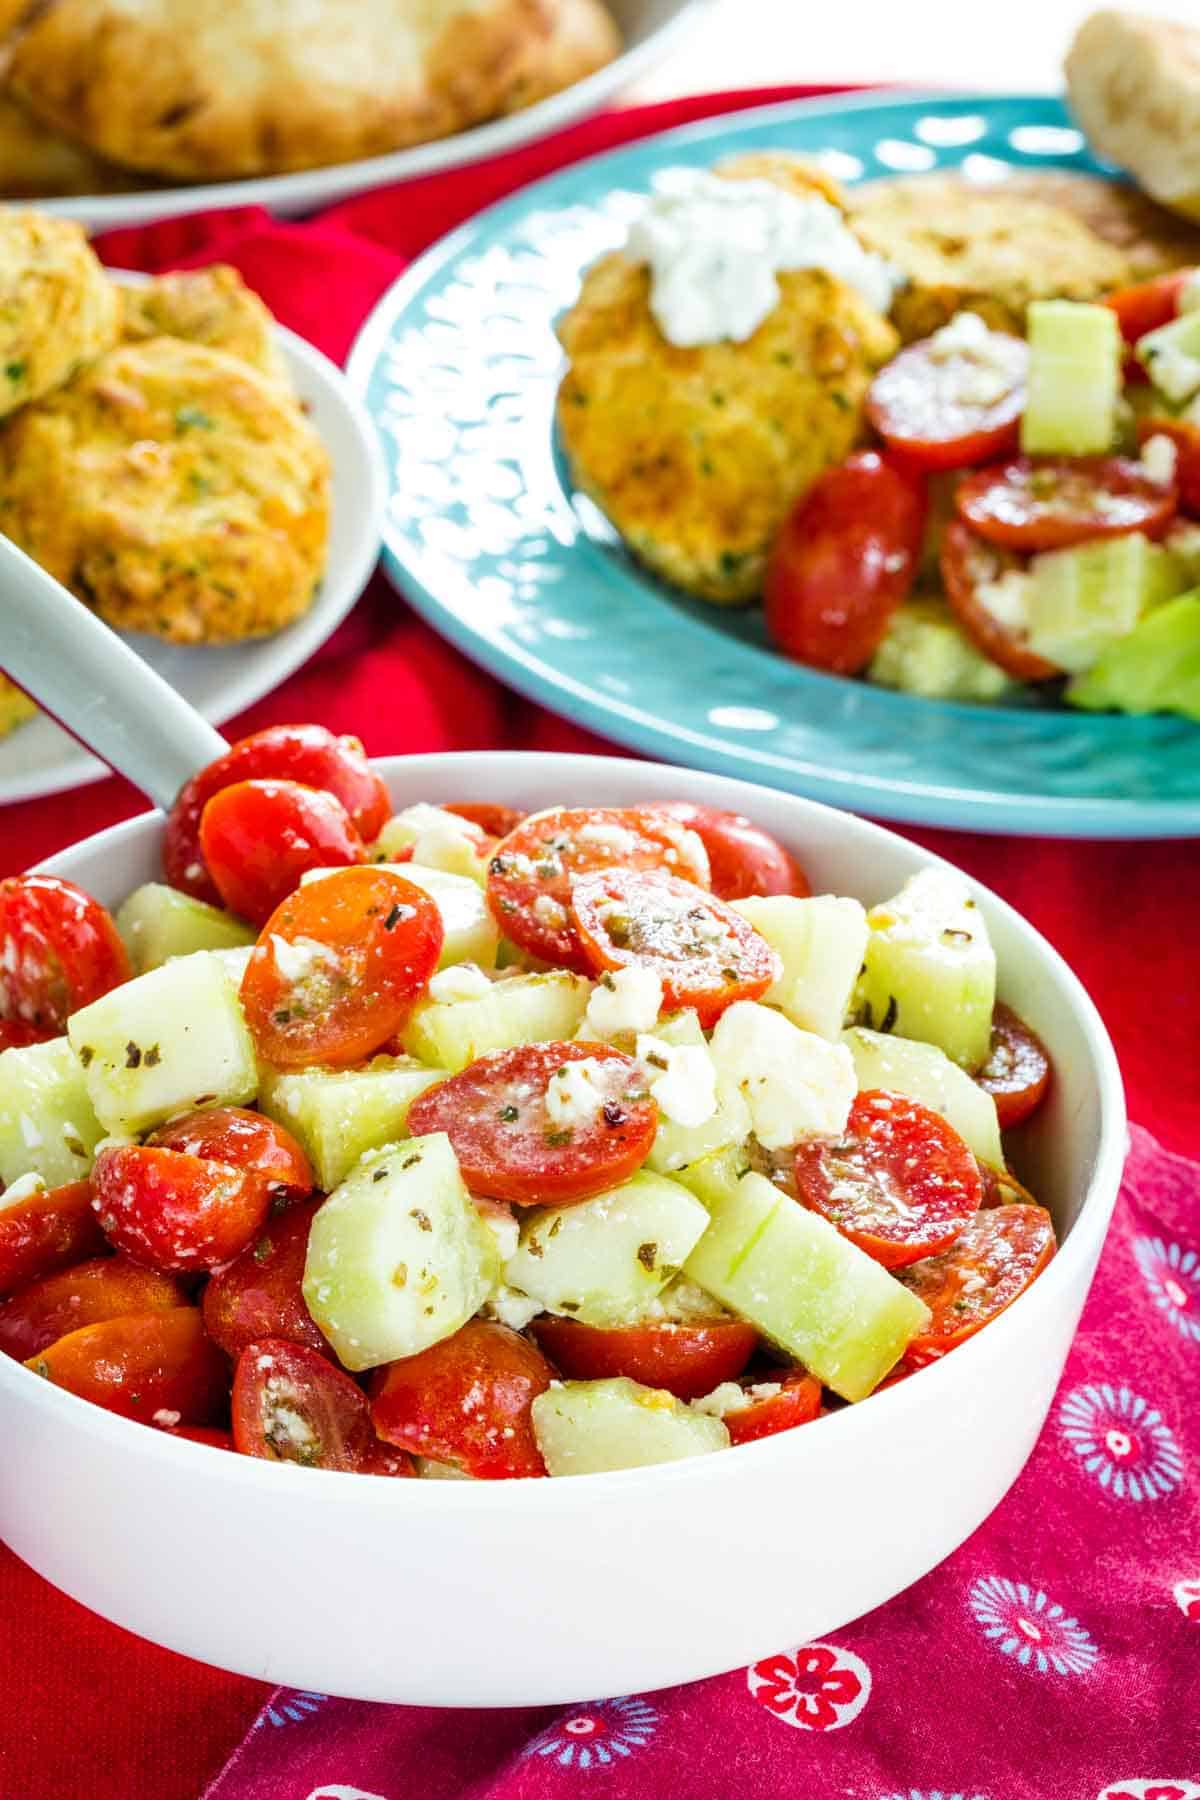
[486,806,709,972]
[443,802,528,839]
[407,1041,658,1207]
[92,1141,276,1273]
[648,803,810,902]
[202,1197,328,1359]
[867,330,1029,471]
[0,1020,50,1051]
[978,1161,1041,1209]
[0,1179,107,1297]
[569,868,777,1027]
[794,1091,983,1270]
[164,724,390,904]
[0,1255,187,1361]
[976,1003,1052,1129]
[370,1319,552,1479]
[358,1440,417,1478]
[1105,269,1193,345]
[898,1203,1056,1358]
[955,455,1176,552]
[940,520,1062,682]
[532,1315,757,1401]
[152,1107,313,1211]
[232,1337,371,1469]
[722,1369,822,1446]
[240,866,443,1069]
[26,1308,228,1424]
[199,779,365,925]
[1136,417,1200,516]
[764,451,926,674]
[158,1424,236,1449]
[0,874,130,1033]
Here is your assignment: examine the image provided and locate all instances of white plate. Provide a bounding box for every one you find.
[25,0,709,233]
[0,275,386,808]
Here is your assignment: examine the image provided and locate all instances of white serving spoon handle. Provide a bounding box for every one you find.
[0,534,227,811]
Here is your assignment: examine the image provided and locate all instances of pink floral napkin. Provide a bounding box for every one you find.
[203,1125,1199,1800]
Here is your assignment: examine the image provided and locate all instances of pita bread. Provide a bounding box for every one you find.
[1066,9,1200,219]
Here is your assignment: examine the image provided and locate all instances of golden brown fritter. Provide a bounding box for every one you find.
[557,253,898,604]
[987,168,1200,281]
[120,266,290,387]
[0,674,35,738]
[0,337,330,644]
[715,149,847,211]
[0,209,120,418]
[846,175,1133,341]
[0,91,137,197]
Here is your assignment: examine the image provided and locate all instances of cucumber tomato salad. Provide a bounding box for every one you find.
[0,727,1056,1479]
[767,281,1200,719]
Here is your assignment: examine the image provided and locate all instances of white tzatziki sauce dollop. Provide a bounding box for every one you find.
[624,167,901,349]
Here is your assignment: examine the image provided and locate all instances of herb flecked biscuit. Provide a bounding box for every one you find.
[1066,10,1200,221]
[120,266,290,388]
[0,337,330,644]
[0,0,565,181]
[0,209,120,418]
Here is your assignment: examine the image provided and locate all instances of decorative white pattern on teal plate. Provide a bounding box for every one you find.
[349,92,1200,838]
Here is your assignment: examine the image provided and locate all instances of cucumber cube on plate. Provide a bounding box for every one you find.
[684,1172,929,1401]
[532,1377,729,1475]
[0,1036,104,1187]
[1067,590,1200,721]
[66,952,258,1136]
[859,867,996,1071]
[842,1026,1003,1167]
[732,894,868,1041]
[303,1132,498,1370]
[868,599,1018,702]
[259,1057,448,1191]
[400,971,590,1072]
[1026,533,1182,674]
[1021,299,1121,455]
[115,883,255,975]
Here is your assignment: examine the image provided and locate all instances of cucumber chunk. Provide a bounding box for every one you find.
[304,861,498,971]
[731,895,868,1041]
[1021,299,1121,455]
[504,1171,710,1326]
[868,598,1019,701]
[400,971,590,1072]
[671,1141,751,1212]
[116,883,255,974]
[302,1133,498,1371]
[1136,306,1200,405]
[1026,533,1183,674]
[259,1057,447,1191]
[373,805,489,885]
[532,1377,729,1475]
[66,952,258,1136]
[684,1172,929,1401]
[859,867,996,1071]
[0,1037,104,1187]
[1067,589,1200,721]
[643,1011,751,1175]
[842,1026,1003,1166]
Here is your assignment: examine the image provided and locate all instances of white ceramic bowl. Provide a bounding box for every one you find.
[0,752,1125,1706]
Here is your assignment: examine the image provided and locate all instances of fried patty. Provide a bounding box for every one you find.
[988,168,1200,281]
[846,175,1133,340]
[120,266,290,387]
[0,336,330,644]
[0,209,120,418]
[556,254,897,604]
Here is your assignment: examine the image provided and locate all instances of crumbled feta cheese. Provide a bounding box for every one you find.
[582,965,663,1037]
[428,963,493,1003]
[575,822,638,854]
[636,1033,718,1129]
[0,1170,46,1208]
[543,1057,612,1129]
[532,894,568,929]
[269,934,341,984]
[642,1276,729,1323]
[927,311,997,361]
[709,1001,855,1149]
[383,803,486,873]
[483,1284,543,1331]
[925,312,1022,403]
[974,568,1033,633]
[692,1382,748,1418]
[1144,341,1200,406]
[1141,431,1179,487]
[152,1408,181,1429]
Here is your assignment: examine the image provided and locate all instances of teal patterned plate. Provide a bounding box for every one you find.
[348,91,1200,837]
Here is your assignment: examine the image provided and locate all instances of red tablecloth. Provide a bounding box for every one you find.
[1,83,1198,1800]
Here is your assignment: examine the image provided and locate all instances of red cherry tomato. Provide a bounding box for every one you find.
[92,1143,275,1273]
[940,519,1063,682]
[407,1041,658,1207]
[358,1439,417,1478]
[27,1308,228,1425]
[202,1196,328,1359]
[532,1315,757,1401]
[722,1369,822,1446]
[1136,418,1200,516]
[649,803,810,902]
[0,1020,51,1051]
[1105,269,1193,344]
[867,331,1029,472]
[899,1203,1056,1359]
[0,1179,107,1297]
[232,1338,372,1470]
[152,1107,313,1211]
[371,1319,552,1479]
[794,1090,983,1270]
[0,874,130,1034]
[955,455,1176,553]
[198,779,366,925]
[240,866,443,1069]
[158,1424,236,1449]
[976,1003,1052,1129]
[0,1255,187,1361]
[764,451,926,675]
[569,868,777,1027]
[164,724,390,904]
[443,802,528,839]
[486,806,709,972]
